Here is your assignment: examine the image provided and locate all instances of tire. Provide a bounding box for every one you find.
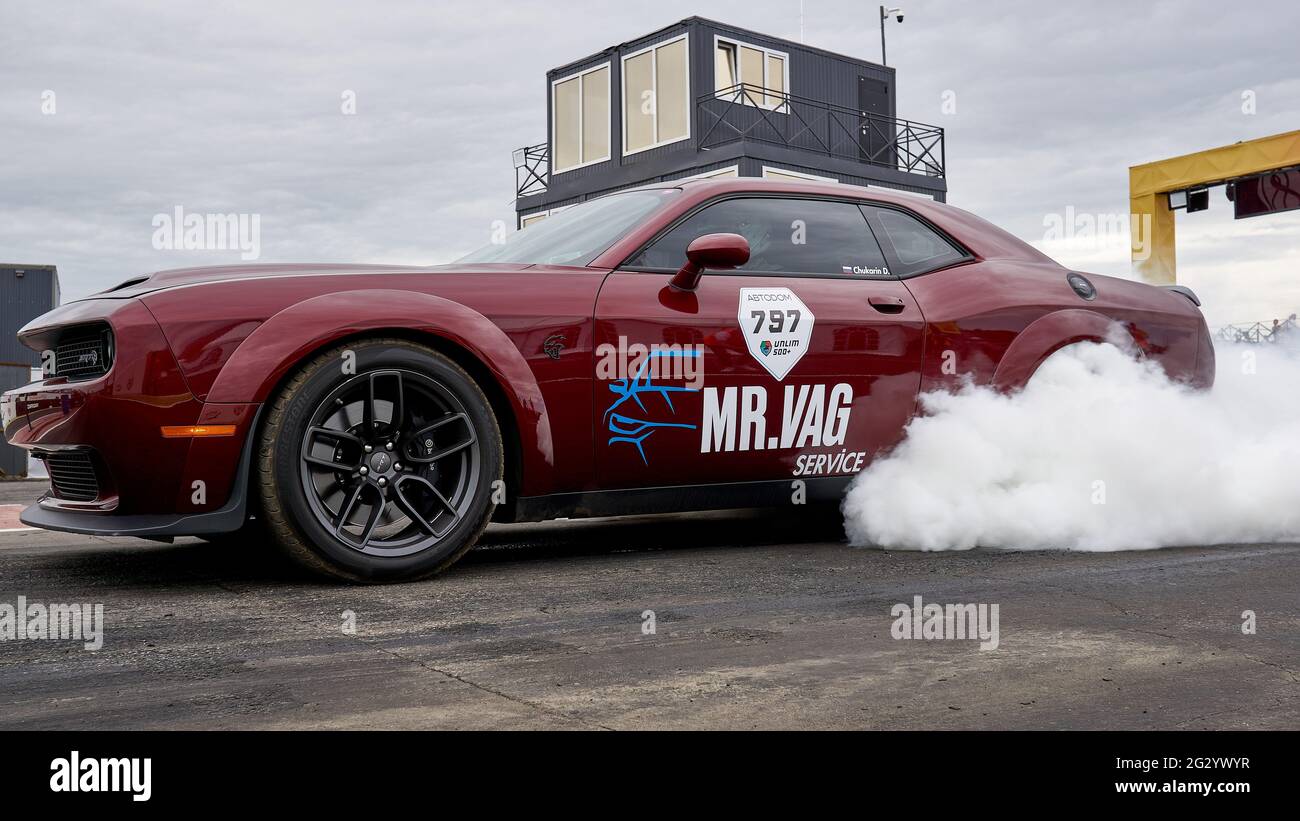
[256,338,503,582]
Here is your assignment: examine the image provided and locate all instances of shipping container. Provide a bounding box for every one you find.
[1,264,60,478]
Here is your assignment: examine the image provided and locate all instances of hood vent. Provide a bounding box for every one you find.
[103,276,150,293]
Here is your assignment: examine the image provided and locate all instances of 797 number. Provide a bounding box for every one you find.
[751,309,801,334]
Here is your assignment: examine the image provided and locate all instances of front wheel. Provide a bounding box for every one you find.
[257,338,503,582]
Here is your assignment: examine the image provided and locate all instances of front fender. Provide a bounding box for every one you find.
[205,289,555,488]
[991,308,1123,391]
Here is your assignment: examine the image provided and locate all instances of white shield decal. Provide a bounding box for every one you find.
[737,287,815,381]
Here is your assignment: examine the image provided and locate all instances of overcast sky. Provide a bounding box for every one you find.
[2,0,1297,325]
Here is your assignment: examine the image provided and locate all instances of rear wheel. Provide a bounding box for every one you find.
[257,338,502,582]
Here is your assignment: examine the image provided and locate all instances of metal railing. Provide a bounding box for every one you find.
[1214,314,1298,344]
[513,143,548,198]
[512,86,946,198]
[698,85,945,177]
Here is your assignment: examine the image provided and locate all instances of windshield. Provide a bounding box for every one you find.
[458,189,678,266]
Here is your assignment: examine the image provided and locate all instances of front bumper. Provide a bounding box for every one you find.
[18,413,257,536]
[2,298,258,535]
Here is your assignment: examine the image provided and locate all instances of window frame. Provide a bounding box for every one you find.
[550,62,612,175]
[519,211,549,229]
[761,165,836,183]
[859,203,975,279]
[621,32,692,157]
[518,203,575,229]
[617,193,901,281]
[677,165,740,181]
[713,35,790,112]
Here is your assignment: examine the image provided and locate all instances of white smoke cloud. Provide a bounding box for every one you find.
[843,338,1300,551]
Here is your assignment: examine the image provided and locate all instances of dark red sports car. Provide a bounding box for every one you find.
[2,179,1214,581]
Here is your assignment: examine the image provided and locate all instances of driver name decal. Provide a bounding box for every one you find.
[737,287,814,380]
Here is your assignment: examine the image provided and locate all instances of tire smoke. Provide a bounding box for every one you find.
[843,339,1300,551]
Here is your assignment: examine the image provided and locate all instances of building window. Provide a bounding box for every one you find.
[552,64,610,174]
[519,204,575,229]
[762,166,836,182]
[622,34,690,156]
[715,37,787,110]
[680,165,740,180]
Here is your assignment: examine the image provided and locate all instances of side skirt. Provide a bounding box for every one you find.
[507,476,852,523]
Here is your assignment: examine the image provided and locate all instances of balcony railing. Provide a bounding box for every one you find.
[1214,315,1298,344]
[513,143,548,198]
[699,85,945,178]
[513,86,946,199]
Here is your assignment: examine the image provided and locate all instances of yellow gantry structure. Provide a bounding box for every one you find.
[1129,129,1300,284]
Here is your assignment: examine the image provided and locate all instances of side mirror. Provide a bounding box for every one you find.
[670,233,750,291]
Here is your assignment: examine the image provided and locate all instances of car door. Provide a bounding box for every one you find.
[592,194,925,490]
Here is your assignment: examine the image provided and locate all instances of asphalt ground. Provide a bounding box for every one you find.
[0,478,1296,729]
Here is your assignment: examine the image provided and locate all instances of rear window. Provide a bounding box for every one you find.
[866,206,966,276]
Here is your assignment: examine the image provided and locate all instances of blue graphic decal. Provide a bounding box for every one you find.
[603,350,700,464]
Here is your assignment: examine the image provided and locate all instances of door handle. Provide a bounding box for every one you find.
[869,295,906,314]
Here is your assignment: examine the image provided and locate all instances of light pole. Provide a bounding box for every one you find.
[879,6,903,66]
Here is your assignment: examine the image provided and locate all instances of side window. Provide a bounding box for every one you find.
[628,198,892,277]
[866,206,966,275]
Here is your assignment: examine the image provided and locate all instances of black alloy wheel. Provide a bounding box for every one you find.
[258,339,502,582]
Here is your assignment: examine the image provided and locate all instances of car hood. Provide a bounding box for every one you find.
[82,262,543,300]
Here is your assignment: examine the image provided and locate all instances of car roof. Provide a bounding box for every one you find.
[670,175,918,201]
[631,175,915,201]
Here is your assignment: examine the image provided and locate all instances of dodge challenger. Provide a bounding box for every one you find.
[1,178,1214,581]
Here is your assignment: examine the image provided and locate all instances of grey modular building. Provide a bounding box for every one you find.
[513,16,946,227]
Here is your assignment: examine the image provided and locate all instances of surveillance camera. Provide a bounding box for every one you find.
[896,13,904,22]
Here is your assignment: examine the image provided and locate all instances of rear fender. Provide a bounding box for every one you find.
[992,308,1129,391]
